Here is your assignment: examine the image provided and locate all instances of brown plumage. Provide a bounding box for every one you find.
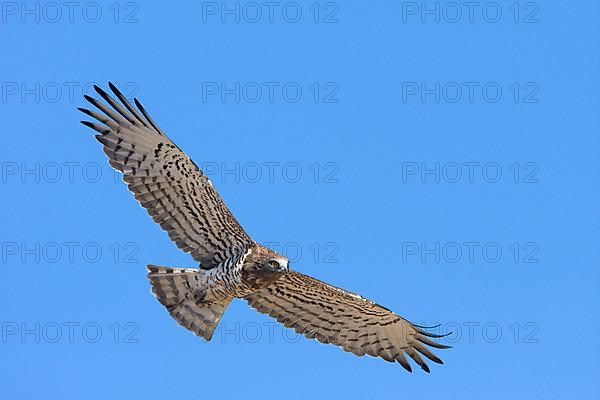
[79,82,450,373]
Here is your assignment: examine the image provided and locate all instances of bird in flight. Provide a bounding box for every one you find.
[79,82,450,373]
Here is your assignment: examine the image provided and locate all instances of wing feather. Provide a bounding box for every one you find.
[79,82,253,268]
[245,271,450,372]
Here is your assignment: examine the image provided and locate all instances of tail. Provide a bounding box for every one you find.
[147,265,231,341]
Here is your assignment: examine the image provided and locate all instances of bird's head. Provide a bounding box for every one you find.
[242,244,289,289]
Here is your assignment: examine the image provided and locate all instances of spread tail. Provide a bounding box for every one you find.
[147,265,231,341]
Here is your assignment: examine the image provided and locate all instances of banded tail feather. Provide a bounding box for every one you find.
[147,265,231,341]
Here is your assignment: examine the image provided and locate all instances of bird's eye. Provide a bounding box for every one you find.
[269,260,280,269]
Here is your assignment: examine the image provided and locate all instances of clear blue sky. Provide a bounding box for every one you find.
[1,2,598,399]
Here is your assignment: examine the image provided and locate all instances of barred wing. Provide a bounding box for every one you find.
[79,83,253,268]
[245,271,450,372]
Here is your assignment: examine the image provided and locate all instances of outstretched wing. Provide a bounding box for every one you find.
[244,271,450,372]
[79,82,253,268]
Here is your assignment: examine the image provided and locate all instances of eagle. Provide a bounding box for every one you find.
[79,82,450,373]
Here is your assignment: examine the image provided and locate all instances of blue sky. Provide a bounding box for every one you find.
[1,1,598,399]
